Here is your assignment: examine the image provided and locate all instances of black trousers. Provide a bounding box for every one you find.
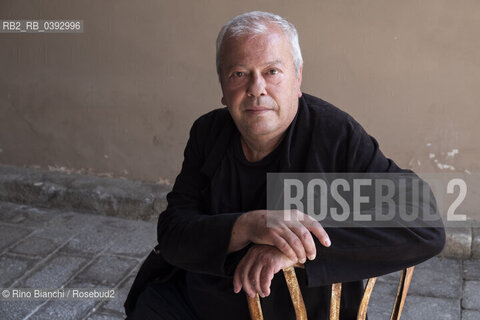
[127,278,199,320]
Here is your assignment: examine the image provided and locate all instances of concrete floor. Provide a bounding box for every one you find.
[0,201,479,319]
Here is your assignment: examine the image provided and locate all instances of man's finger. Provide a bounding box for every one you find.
[250,263,264,297]
[233,258,245,294]
[280,228,307,263]
[273,236,298,262]
[241,254,256,298]
[291,225,316,261]
[304,216,331,248]
[260,264,274,297]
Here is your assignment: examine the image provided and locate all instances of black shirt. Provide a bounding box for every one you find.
[131,93,445,319]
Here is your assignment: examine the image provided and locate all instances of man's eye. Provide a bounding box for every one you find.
[232,71,245,78]
[268,69,279,75]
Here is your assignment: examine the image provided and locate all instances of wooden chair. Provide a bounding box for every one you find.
[247,264,415,320]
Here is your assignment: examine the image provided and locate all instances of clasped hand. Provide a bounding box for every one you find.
[230,209,331,297]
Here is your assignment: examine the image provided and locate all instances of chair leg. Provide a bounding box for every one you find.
[248,266,414,320]
[356,277,377,320]
[390,266,415,320]
[283,266,308,320]
[330,283,342,320]
[247,294,264,320]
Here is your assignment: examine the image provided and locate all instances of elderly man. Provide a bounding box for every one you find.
[125,11,444,320]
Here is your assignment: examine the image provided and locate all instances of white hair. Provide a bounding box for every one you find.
[216,11,303,79]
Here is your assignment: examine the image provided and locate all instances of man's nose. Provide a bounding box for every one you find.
[247,72,267,97]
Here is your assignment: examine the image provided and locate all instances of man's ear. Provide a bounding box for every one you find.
[221,97,226,105]
[297,66,303,98]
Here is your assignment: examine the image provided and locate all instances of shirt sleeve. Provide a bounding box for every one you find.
[304,117,446,287]
[156,117,243,277]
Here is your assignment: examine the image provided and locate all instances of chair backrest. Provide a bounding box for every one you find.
[246,264,415,320]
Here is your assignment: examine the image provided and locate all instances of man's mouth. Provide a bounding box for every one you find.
[244,106,272,114]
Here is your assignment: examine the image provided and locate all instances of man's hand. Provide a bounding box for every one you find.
[233,244,295,298]
[228,209,330,264]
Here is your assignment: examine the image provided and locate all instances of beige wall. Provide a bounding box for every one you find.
[0,0,479,183]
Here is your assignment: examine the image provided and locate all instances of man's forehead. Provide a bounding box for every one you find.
[222,46,290,74]
[221,29,289,59]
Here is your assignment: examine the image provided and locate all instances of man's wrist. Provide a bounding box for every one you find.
[227,212,251,253]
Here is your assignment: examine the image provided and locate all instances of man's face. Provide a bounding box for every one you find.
[219,26,302,141]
